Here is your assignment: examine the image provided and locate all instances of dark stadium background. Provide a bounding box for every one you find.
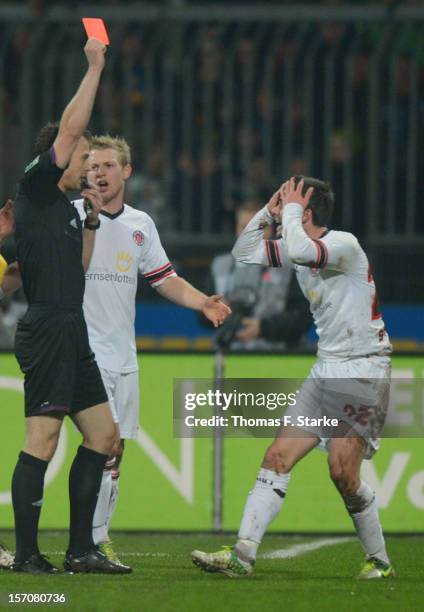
[0,0,423,352]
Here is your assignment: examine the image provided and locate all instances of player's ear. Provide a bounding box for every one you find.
[302,208,312,224]
[123,164,132,181]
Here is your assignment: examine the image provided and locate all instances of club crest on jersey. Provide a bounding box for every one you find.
[310,267,320,276]
[133,230,144,246]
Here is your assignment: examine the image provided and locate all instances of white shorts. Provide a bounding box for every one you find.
[284,356,391,459]
[100,368,140,440]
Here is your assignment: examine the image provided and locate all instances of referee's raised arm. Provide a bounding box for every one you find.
[53,38,106,169]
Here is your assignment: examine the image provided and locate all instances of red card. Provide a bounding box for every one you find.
[82,18,110,45]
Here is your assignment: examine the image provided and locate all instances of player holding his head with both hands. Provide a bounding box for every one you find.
[192,176,394,580]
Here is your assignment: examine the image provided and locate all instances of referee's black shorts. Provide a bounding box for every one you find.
[15,305,108,417]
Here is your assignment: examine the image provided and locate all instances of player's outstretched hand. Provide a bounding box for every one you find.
[202,295,232,328]
[0,199,15,241]
[266,190,282,221]
[84,38,106,70]
[279,177,314,210]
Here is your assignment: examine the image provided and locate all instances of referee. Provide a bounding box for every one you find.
[10,39,129,574]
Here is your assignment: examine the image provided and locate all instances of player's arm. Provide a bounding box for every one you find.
[232,191,288,268]
[53,39,106,169]
[281,178,354,271]
[140,216,231,327]
[282,203,328,268]
[155,277,231,328]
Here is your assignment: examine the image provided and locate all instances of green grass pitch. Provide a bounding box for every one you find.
[0,533,423,611]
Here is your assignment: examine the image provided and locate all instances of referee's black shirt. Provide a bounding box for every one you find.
[14,147,84,306]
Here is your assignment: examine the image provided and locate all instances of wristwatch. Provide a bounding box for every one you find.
[84,218,101,230]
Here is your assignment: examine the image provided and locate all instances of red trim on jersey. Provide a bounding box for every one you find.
[371,292,382,320]
[265,240,272,266]
[313,239,328,268]
[144,262,171,278]
[265,240,282,267]
[313,240,321,266]
[274,241,282,267]
[320,240,329,267]
[367,260,382,319]
[311,239,328,268]
[149,269,176,286]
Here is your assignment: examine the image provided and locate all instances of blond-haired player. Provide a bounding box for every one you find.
[74,135,230,568]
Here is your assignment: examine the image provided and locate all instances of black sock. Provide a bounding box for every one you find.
[11,451,48,563]
[68,445,108,556]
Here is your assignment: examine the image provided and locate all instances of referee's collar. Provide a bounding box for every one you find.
[100,206,125,220]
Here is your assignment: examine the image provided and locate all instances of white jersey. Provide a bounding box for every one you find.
[74,200,177,372]
[232,203,392,360]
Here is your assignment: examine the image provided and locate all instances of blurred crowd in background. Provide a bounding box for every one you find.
[0,1,423,349]
[1,6,423,234]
